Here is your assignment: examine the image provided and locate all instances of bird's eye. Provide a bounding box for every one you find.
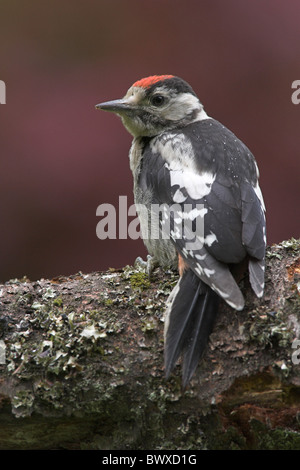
[151,95,165,107]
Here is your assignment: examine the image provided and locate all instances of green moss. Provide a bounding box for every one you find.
[11,390,35,418]
[140,316,159,333]
[129,272,151,291]
[208,424,247,450]
[248,309,294,348]
[52,297,63,307]
[266,238,300,260]
[278,237,300,253]
[250,419,300,450]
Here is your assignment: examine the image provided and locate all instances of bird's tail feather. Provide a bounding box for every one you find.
[249,258,265,298]
[164,269,220,388]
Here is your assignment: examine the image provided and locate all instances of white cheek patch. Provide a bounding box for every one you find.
[163,93,201,121]
[151,88,210,122]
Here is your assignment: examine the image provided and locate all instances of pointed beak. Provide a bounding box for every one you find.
[95,99,132,114]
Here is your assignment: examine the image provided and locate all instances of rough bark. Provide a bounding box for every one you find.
[0,238,299,450]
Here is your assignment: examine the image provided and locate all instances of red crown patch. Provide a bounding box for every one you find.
[132,75,174,89]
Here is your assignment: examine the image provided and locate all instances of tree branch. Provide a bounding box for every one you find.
[0,238,299,450]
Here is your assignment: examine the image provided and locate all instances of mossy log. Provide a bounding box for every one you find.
[0,239,299,450]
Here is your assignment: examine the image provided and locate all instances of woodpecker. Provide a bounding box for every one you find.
[96,75,266,387]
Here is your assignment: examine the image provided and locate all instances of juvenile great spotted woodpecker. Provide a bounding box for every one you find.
[96,75,266,387]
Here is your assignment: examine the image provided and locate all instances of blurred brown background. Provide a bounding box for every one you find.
[0,0,299,282]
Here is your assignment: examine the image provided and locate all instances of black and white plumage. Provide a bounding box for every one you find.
[96,75,266,387]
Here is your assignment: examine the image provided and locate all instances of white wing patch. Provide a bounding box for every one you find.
[198,232,218,247]
[175,207,208,221]
[150,132,193,166]
[169,167,216,201]
[150,132,216,202]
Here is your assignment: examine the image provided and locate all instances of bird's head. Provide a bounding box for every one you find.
[96,75,208,137]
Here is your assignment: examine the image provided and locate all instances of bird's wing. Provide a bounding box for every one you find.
[138,119,266,308]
